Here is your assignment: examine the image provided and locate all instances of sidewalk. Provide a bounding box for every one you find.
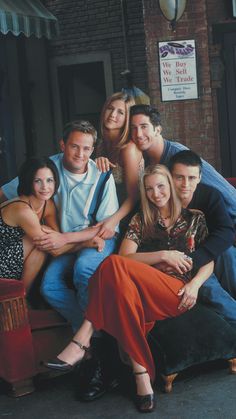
[1,362,235,419]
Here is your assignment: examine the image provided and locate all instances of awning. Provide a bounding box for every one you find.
[0,0,59,39]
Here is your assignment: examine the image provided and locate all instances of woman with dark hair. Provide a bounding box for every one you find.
[0,157,59,292]
[95,92,144,237]
[45,164,214,413]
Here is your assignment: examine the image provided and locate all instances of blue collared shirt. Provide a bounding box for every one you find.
[2,154,119,233]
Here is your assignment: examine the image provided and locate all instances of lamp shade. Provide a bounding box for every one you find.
[159,0,187,22]
[122,86,150,105]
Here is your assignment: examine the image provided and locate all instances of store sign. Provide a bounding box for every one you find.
[158,40,198,101]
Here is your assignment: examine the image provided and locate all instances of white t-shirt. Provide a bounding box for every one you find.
[63,168,87,190]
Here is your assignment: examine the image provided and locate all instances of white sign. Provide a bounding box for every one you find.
[158,40,198,101]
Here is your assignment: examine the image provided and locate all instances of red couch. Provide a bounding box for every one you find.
[0,177,235,397]
[227,177,236,188]
[0,278,72,396]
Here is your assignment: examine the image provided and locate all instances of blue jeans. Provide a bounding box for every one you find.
[199,273,236,329]
[41,237,117,331]
[214,246,236,299]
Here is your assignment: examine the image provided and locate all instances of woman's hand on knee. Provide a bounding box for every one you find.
[177,281,199,310]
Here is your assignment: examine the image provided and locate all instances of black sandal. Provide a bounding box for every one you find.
[44,339,90,372]
[134,370,155,413]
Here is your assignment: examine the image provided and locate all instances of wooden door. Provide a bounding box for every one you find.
[58,61,107,132]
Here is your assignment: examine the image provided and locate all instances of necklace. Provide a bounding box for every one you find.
[160,214,170,220]
[29,199,45,214]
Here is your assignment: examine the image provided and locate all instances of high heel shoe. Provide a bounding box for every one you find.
[134,371,155,413]
[44,339,90,372]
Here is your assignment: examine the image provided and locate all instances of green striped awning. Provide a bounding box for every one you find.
[0,0,59,39]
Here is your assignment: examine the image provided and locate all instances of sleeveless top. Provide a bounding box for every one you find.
[0,200,46,280]
[96,139,144,201]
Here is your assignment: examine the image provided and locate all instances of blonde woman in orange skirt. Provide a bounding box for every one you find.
[45,165,213,413]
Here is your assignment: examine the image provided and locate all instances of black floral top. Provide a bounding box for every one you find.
[0,200,47,280]
[125,208,208,283]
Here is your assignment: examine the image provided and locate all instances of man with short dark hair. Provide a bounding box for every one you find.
[129,104,236,225]
[169,150,236,327]
[169,150,235,271]
[127,105,236,325]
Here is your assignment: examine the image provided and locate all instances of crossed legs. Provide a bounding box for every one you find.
[49,254,186,411]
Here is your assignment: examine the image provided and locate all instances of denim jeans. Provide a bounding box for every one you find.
[41,237,117,331]
[214,246,236,299]
[199,272,236,330]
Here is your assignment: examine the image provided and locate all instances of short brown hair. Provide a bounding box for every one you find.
[63,120,97,145]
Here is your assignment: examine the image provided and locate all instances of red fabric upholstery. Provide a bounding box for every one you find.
[0,278,72,395]
[0,278,25,298]
[0,328,36,382]
[226,177,236,188]
[0,279,36,383]
[29,309,70,330]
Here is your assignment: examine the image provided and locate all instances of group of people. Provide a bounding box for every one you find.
[1,93,236,413]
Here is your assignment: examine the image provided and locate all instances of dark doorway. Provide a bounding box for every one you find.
[58,61,106,132]
[0,38,17,183]
[215,29,236,176]
[0,35,55,184]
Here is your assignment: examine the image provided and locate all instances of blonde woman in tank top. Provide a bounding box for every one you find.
[95,92,144,239]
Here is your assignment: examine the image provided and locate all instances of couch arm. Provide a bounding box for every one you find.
[226,177,236,188]
[0,279,28,331]
[0,279,36,394]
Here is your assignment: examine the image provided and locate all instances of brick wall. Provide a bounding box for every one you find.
[45,0,149,92]
[142,0,217,166]
[142,0,236,169]
[45,0,235,170]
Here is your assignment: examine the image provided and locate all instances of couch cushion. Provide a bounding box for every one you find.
[148,303,236,375]
[28,309,70,330]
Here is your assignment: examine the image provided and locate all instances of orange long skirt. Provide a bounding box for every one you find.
[85,254,186,381]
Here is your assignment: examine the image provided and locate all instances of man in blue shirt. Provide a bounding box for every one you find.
[128,106,236,326]
[0,120,119,329]
[0,120,120,400]
[129,104,236,225]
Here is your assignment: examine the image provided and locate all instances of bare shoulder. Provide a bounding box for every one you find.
[121,141,142,163]
[1,200,33,226]
[45,199,56,212]
[13,201,33,218]
[1,199,31,212]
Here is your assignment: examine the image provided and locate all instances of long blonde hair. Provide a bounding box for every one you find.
[140,164,182,238]
[100,92,135,153]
